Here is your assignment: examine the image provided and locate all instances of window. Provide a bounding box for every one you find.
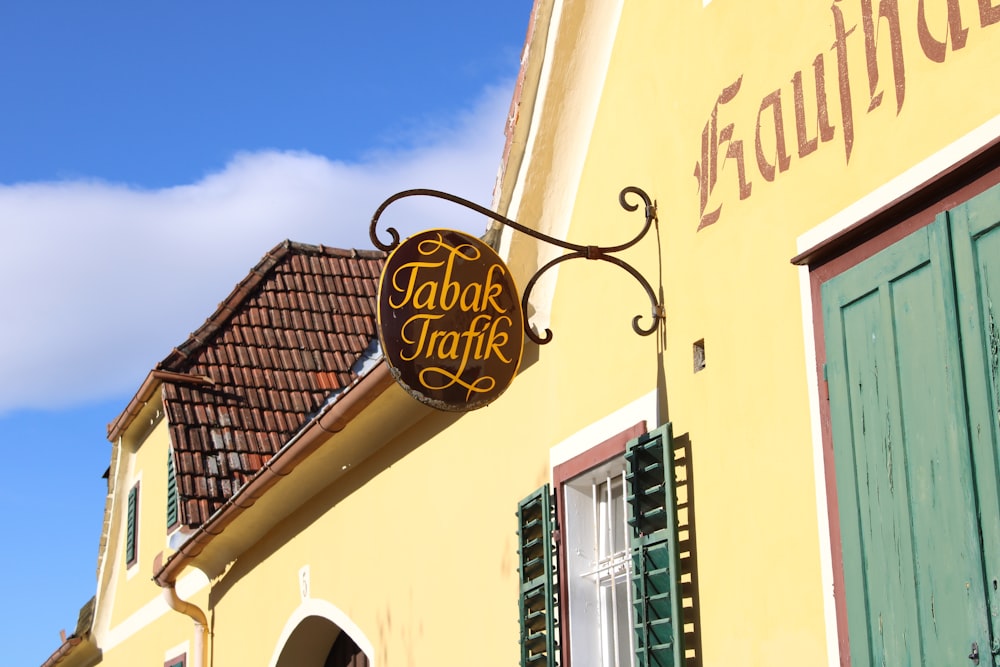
[563,459,632,667]
[517,424,683,667]
[125,481,139,568]
[165,656,186,667]
[167,448,179,530]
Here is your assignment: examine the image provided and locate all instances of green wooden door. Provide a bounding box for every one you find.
[822,211,997,665]
[951,184,1000,654]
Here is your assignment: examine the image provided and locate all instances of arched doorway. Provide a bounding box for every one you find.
[273,612,371,667]
[324,630,368,667]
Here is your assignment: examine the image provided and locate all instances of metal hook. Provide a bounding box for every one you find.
[369,186,664,344]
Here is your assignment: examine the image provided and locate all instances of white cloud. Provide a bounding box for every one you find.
[0,82,513,414]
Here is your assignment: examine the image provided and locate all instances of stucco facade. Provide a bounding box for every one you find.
[44,2,1000,666]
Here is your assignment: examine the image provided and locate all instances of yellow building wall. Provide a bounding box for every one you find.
[205,402,553,666]
[99,413,211,666]
[109,416,172,628]
[546,0,1000,665]
[156,3,1000,667]
[97,610,195,667]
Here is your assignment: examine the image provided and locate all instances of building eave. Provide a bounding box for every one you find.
[491,0,553,221]
[153,358,431,587]
[40,636,99,667]
[106,370,214,443]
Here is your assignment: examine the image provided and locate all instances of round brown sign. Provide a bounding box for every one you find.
[377,229,524,411]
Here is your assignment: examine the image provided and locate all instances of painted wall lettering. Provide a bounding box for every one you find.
[694,0,1000,230]
[792,54,837,158]
[983,0,1000,26]
[917,0,968,62]
[832,0,856,164]
[861,0,905,113]
[755,89,792,182]
[694,77,751,229]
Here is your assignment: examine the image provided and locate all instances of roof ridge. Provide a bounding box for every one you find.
[109,238,386,444]
[284,240,385,260]
[157,240,384,370]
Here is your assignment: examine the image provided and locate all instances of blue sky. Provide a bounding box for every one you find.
[0,2,533,663]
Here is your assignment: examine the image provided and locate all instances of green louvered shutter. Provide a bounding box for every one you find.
[125,483,138,566]
[166,449,179,529]
[626,424,682,667]
[517,485,558,667]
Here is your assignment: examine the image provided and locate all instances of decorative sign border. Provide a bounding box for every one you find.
[377,229,524,411]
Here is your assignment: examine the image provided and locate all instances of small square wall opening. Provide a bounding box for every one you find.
[693,339,706,373]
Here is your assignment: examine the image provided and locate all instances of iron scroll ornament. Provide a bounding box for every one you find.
[369,186,664,345]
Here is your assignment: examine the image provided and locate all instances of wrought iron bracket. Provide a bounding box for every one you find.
[370,186,663,344]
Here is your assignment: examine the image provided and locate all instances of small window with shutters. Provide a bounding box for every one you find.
[517,424,682,667]
[166,448,179,531]
[125,481,140,569]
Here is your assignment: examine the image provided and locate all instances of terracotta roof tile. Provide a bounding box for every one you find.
[155,241,385,527]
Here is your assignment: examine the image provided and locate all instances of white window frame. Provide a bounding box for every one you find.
[562,457,635,667]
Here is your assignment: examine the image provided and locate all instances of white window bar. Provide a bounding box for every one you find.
[581,471,635,667]
[622,467,636,664]
[591,479,606,667]
[607,474,622,667]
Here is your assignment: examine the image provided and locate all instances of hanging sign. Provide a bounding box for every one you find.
[377,229,524,411]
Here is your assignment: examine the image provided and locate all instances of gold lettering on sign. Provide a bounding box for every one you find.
[385,234,517,401]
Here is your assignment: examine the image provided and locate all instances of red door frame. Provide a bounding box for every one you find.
[795,144,1000,665]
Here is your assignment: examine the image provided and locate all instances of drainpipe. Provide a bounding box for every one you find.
[154,552,208,667]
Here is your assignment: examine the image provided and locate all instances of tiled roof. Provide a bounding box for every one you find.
[156,241,385,527]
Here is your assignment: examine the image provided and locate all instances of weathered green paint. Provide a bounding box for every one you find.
[517,426,685,667]
[823,192,1000,665]
[517,485,558,667]
[950,184,1000,662]
[626,424,683,667]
